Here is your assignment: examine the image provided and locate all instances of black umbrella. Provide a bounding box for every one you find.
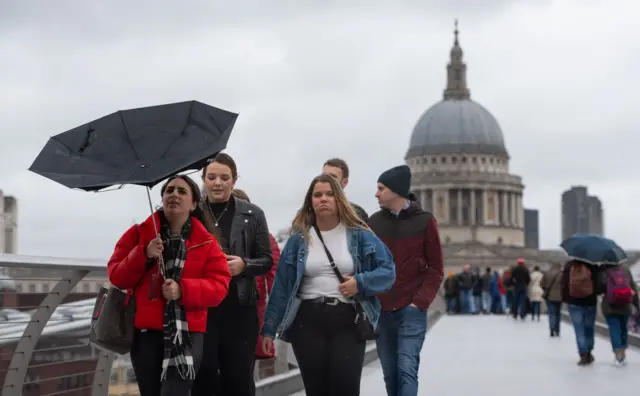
[29,100,238,231]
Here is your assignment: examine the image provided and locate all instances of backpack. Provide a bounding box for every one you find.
[606,266,635,306]
[569,262,593,298]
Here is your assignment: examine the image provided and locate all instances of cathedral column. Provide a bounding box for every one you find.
[501,192,509,226]
[484,189,498,224]
[434,189,449,224]
[470,189,476,225]
[420,189,427,211]
[510,192,517,227]
[457,189,463,225]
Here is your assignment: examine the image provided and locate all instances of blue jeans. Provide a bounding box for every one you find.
[376,305,427,396]
[531,301,541,319]
[472,295,482,313]
[568,304,596,354]
[459,290,473,313]
[445,296,456,312]
[490,296,502,314]
[482,291,492,312]
[511,290,527,319]
[546,301,561,334]
[605,314,629,351]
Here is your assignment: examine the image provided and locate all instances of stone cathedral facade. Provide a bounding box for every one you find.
[405,24,564,270]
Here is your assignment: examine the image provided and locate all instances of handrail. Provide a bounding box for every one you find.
[0,254,106,270]
[0,254,113,396]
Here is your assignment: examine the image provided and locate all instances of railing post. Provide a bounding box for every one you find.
[2,269,88,396]
[92,349,116,396]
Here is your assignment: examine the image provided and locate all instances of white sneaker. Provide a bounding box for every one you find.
[614,356,627,366]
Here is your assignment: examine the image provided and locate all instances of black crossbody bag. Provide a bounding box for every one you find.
[312,224,377,341]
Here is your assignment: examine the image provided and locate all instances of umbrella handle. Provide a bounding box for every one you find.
[145,186,165,278]
[145,186,160,235]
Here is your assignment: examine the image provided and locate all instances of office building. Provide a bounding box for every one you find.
[524,209,539,249]
[561,186,604,240]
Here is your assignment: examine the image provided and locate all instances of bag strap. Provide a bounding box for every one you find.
[312,224,346,284]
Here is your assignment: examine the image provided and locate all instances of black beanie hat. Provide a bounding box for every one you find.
[378,165,411,199]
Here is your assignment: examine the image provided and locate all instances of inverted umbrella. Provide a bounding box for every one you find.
[560,234,627,265]
[29,100,238,231]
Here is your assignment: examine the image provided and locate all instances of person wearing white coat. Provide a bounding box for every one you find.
[528,266,545,321]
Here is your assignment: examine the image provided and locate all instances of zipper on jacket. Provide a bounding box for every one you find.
[187,240,213,251]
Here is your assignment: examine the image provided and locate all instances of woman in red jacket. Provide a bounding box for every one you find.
[230,189,281,360]
[108,175,231,396]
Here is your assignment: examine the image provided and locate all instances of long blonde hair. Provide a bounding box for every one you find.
[291,174,370,240]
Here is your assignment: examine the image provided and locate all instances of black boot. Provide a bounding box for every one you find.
[577,353,590,365]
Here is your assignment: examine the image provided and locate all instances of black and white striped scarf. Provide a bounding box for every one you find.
[159,216,195,382]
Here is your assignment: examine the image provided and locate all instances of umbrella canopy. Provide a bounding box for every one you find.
[560,234,627,265]
[29,100,238,191]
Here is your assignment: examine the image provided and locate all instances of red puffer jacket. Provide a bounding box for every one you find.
[255,234,280,359]
[107,212,231,332]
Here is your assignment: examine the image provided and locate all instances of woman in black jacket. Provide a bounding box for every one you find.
[192,153,273,396]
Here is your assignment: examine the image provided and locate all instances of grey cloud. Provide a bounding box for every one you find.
[1,1,639,258]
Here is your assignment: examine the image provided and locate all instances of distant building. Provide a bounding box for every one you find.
[523,209,539,249]
[0,190,18,254]
[402,20,565,270]
[561,186,604,240]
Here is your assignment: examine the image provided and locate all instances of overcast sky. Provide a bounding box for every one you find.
[1,0,638,260]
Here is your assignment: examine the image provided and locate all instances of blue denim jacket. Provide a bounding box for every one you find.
[261,227,396,342]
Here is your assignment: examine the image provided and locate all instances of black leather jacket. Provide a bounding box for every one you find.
[201,196,273,306]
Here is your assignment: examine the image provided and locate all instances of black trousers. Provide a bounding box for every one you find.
[130,329,204,396]
[290,299,366,396]
[192,303,259,396]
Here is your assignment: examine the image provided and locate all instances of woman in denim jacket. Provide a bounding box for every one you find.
[261,174,396,396]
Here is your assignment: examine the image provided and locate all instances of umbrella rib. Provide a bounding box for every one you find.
[119,110,140,160]
[47,137,119,170]
[158,101,196,161]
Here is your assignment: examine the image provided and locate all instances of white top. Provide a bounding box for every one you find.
[298,223,355,302]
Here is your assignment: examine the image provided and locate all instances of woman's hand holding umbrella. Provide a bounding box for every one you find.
[146,237,164,259]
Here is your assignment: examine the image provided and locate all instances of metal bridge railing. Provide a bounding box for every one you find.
[0,254,300,396]
[0,253,114,396]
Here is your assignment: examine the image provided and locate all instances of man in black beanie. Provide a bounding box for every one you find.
[368,164,444,396]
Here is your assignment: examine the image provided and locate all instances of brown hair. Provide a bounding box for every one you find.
[202,152,238,181]
[290,174,369,241]
[231,188,250,202]
[323,158,349,179]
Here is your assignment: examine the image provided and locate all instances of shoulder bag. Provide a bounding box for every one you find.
[89,226,155,354]
[312,225,377,341]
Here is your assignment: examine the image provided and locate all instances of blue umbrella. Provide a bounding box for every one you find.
[560,234,627,265]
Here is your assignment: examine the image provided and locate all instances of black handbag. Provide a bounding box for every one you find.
[312,225,377,341]
[89,226,155,354]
